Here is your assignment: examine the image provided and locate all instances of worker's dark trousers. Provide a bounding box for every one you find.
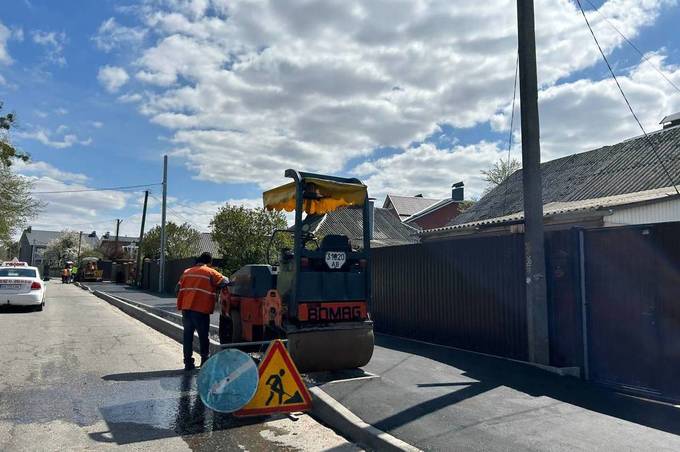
[182,310,210,365]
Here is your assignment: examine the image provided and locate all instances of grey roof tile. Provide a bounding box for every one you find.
[302,207,419,248]
[385,195,442,217]
[450,126,680,226]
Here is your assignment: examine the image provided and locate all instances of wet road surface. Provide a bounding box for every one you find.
[0,283,359,451]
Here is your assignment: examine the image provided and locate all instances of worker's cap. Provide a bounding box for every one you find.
[197,252,212,264]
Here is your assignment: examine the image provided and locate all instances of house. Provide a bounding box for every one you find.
[422,116,680,241]
[404,182,467,230]
[99,232,138,260]
[383,194,442,221]
[197,232,221,258]
[301,206,419,248]
[18,228,99,267]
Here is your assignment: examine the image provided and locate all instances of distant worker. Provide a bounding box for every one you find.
[176,252,228,371]
[61,266,70,284]
[71,264,78,282]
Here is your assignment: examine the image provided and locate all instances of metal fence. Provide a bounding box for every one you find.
[140,257,225,294]
[371,234,530,360]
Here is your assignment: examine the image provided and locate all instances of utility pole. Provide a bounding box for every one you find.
[114,219,123,261]
[77,231,83,262]
[159,155,168,293]
[136,190,149,287]
[517,0,549,365]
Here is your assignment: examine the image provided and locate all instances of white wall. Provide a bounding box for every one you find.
[605,198,680,227]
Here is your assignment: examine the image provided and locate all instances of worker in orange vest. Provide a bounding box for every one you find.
[176,252,228,370]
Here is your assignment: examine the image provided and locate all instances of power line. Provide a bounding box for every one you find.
[575,0,679,196]
[148,193,204,230]
[582,0,680,95]
[32,183,162,195]
[502,53,519,215]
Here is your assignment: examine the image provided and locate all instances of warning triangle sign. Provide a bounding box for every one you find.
[234,339,312,417]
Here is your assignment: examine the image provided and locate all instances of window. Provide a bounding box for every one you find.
[0,268,37,278]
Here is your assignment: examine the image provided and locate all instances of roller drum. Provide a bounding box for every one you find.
[287,323,374,373]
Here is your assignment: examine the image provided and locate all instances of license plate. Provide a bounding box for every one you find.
[325,251,347,269]
[0,284,22,290]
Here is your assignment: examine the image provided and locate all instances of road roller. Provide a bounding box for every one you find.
[218,169,375,372]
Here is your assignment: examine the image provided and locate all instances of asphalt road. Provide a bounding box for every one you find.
[322,334,680,451]
[0,283,359,451]
[84,283,680,450]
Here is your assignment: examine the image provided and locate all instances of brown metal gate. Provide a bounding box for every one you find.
[584,223,680,400]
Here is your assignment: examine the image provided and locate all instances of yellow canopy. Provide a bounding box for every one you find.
[263,177,367,215]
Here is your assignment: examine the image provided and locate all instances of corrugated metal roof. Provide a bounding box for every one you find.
[449,125,680,227]
[196,233,221,257]
[384,195,442,217]
[303,207,419,247]
[426,186,679,233]
[100,235,138,243]
[23,229,99,247]
[660,112,680,125]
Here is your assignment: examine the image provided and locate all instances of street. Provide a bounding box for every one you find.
[0,283,359,451]
[81,282,680,451]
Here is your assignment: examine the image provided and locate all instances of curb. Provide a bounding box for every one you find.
[310,386,421,452]
[100,292,221,337]
[86,287,420,451]
[91,289,222,355]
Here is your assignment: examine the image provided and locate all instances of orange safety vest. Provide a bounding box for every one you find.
[62,268,69,276]
[176,264,226,314]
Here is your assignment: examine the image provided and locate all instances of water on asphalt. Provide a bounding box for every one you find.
[0,283,359,451]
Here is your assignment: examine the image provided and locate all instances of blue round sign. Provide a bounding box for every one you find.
[197,349,259,413]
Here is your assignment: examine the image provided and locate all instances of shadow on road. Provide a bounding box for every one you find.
[376,334,680,438]
[0,306,38,314]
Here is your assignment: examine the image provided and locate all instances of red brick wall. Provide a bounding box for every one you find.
[411,203,462,230]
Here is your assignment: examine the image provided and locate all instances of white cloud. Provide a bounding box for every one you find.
[90,121,103,128]
[14,160,89,184]
[0,20,17,65]
[355,141,506,200]
[14,161,133,236]
[92,17,147,52]
[31,30,67,66]
[97,65,130,93]
[118,92,143,103]
[359,52,680,201]
[106,0,675,195]
[16,126,93,149]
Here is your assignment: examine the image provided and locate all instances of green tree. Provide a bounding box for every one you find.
[45,231,94,267]
[1,102,30,167]
[210,204,289,275]
[0,102,41,246]
[481,158,521,192]
[141,222,201,260]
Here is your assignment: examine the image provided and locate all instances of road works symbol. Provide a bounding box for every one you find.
[235,340,312,417]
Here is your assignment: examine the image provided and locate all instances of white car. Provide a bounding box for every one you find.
[0,262,46,311]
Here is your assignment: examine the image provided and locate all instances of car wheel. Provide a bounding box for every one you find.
[36,303,43,312]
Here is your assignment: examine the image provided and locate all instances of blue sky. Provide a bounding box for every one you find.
[1,0,679,236]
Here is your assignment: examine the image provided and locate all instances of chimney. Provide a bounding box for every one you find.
[452,181,464,201]
[368,198,375,241]
[660,112,680,129]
